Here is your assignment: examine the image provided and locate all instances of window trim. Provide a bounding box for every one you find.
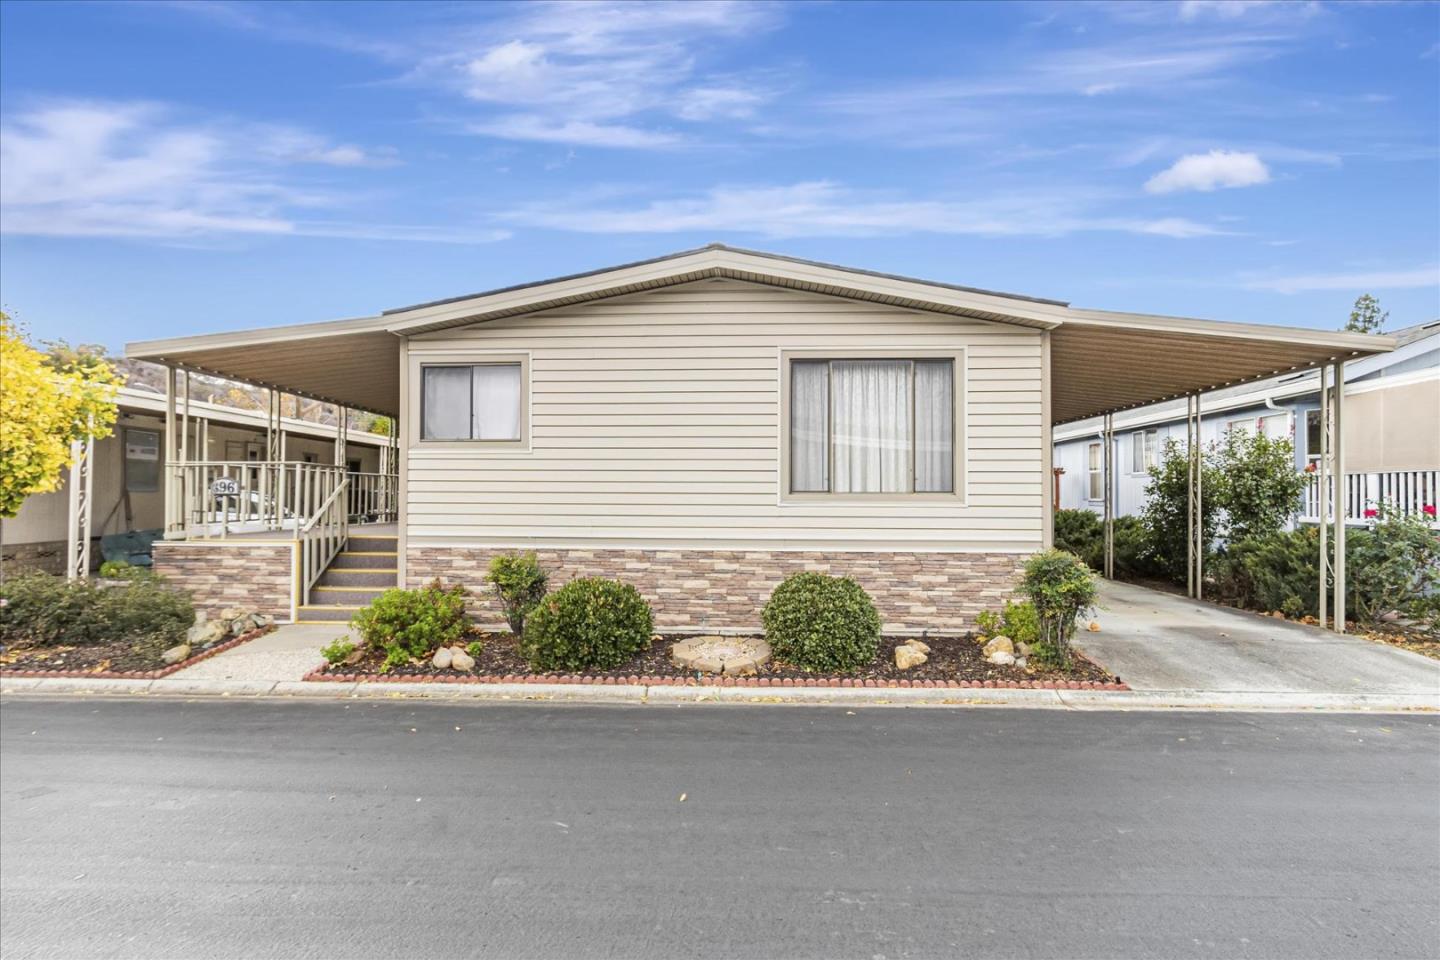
[778,348,966,504]
[1129,429,1158,475]
[1087,441,1103,502]
[407,351,530,452]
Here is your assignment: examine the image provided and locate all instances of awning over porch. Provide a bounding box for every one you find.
[126,244,1395,425]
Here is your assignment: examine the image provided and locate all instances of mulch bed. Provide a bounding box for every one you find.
[308,632,1126,690]
[0,626,274,680]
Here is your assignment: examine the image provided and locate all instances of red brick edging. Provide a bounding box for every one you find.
[0,626,275,681]
[302,666,1128,692]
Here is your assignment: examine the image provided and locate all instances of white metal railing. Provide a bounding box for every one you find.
[171,461,396,537]
[1300,469,1439,527]
[298,475,350,606]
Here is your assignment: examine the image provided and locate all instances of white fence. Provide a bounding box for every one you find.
[171,461,397,538]
[1299,470,1439,527]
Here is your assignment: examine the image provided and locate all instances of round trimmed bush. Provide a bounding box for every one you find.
[761,572,881,673]
[520,577,654,672]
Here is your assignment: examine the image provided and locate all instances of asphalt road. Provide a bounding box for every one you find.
[1,699,1437,960]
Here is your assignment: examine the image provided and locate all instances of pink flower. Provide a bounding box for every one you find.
[1424,504,1437,518]
[1363,508,1378,519]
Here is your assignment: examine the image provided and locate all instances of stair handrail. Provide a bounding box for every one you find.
[297,475,351,608]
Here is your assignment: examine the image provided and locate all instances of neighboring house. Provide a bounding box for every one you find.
[123,245,1392,630]
[0,385,393,576]
[1053,320,1439,526]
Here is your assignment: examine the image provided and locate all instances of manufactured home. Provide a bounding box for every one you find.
[1,384,394,578]
[1053,320,1439,526]
[122,246,1393,631]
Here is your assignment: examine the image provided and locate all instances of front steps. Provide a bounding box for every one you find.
[297,532,398,623]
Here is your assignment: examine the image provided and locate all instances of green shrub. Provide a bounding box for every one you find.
[465,640,484,659]
[349,580,469,672]
[1347,506,1440,631]
[1053,509,1160,580]
[1210,527,1319,617]
[520,577,653,672]
[484,551,548,635]
[321,638,356,665]
[98,559,149,580]
[0,572,193,649]
[761,572,881,673]
[1019,550,1098,668]
[975,599,1039,646]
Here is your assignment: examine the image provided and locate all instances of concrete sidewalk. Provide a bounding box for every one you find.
[1080,579,1440,696]
[170,623,341,683]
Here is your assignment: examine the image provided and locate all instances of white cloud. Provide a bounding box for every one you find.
[1244,266,1439,294]
[1144,150,1271,193]
[1177,1,1307,22]
[0,100,495,242]
[498,180,1226,240]
[425,0,781,147]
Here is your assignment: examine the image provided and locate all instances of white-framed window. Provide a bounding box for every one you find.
[124,428,161,493]
[1259,412,1289,440]
[1306,408,1323,464]
[420,362,523,442]
[787,357,956,495]
[1226,416,1256,436]
[1130,429,1158,474]
[1087,442,1103,501]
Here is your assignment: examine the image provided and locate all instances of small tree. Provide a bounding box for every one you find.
[485,552,548,635]
[1211,430,1308,543]
[0,314,123,518]
[1344,294,1387,334]
[1019,550,1098,668]
[1141,438,1221,584]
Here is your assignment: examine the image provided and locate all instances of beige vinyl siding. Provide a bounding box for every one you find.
[405,278,1044,551]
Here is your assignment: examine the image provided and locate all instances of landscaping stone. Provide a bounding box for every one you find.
[230,616,254,637]
[432,647,453,669]
[161,644,192,665]
[670,636,772,676]
[987,650,1016,666]
[1015,656,1028,668]
[449,648,476,672]
[894,644,928,670]
[253,614,273,629]
[907,640,931,654]
[983,636,1014,658]
[218,607,245,623]
[186,621,226,648]
[1016,641,1033,657]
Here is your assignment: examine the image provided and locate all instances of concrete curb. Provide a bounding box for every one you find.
[3,675,1436,712]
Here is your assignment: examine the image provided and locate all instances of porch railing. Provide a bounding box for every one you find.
[298,475,349,606]
[1299,469,1439,527]
[171,461,396,538]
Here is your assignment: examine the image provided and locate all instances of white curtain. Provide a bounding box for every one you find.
[832,360,910,493]
[422,367,472,440]
[914,360,953,492]
[473,364,521,440]
[791,361,829,492]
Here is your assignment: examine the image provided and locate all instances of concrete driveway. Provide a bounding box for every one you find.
[1078,579,1440,696]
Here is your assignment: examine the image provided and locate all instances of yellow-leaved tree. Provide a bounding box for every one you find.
[0,312,123,518]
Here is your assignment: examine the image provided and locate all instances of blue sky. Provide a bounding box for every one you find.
[1,0,1437,350]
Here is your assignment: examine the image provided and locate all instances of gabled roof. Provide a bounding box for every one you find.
[127,243,1395,422]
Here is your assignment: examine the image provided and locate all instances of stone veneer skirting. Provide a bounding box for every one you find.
[407,547,1025,634]
[152,541,294,621]
[0,539,66,577]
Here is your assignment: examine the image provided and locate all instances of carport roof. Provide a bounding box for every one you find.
[126,244,1393,421]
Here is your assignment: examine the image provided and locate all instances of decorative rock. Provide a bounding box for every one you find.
[186,620,226,647]
[230,616,255,637]
[1015,641,1033,658]
[894,644,928,670]
[982,636,1014,658]
[218,607,244,623]
[1088,621,1101,632]
[987,650,1016,666]
[670,636,772,676]
[432,647,453,669]
[253,614,273,629]
[1015,656,1028,668]
[161,644,192,665]
[907,640,931,654]
[449,647,475,672]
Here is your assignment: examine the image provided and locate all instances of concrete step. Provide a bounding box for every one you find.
[309,585,388,606]
[317,567,398,588]
[295,605,361,623]
[329,550,397,570]
[348,535,398,552]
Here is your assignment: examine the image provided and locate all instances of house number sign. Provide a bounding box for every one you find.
[210,478,240,497]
